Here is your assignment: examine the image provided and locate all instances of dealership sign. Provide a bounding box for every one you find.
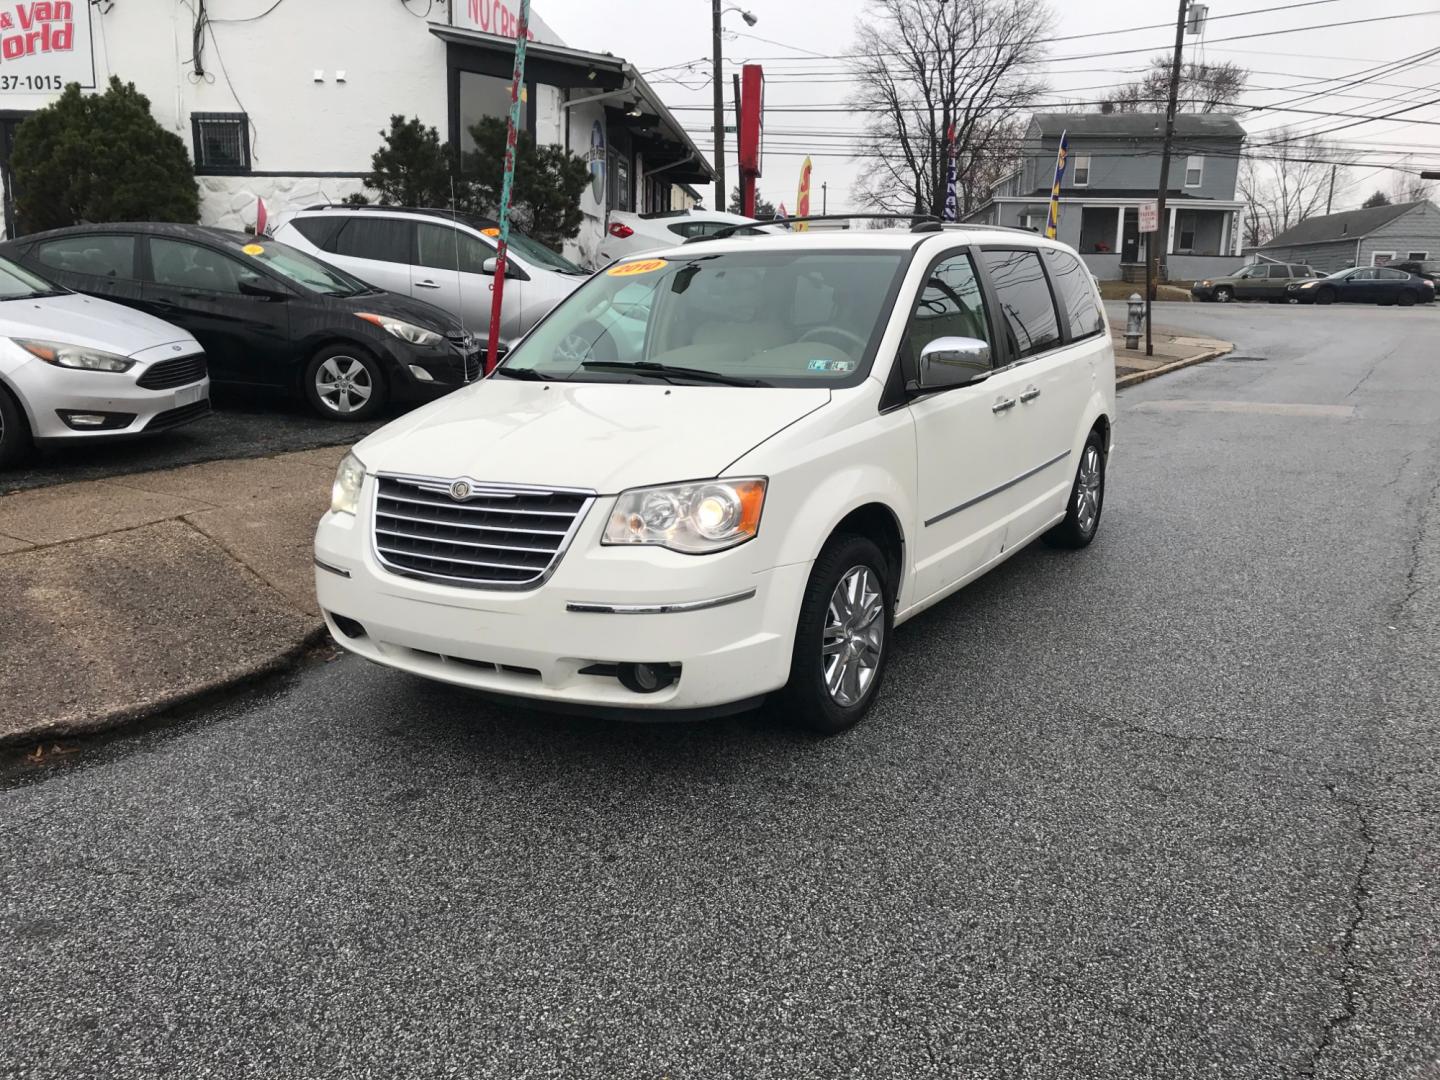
[458,1,562,45]
[0,1,93,93]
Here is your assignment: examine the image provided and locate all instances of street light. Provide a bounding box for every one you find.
[712,2,757,209]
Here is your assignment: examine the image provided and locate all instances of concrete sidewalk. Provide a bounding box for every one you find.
[0,447,344,745]
[1111,323,1232,386]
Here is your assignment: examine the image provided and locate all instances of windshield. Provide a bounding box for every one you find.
[0,256,64,299]
[1323,268,1356,280]
[233,238,369,296]
[486,228,586,275]
[498,249,907,388]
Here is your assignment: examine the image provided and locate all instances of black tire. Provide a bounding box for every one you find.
[0,385,33,468]
[1398,290,1417,307]
[303,345,388,421]
[1214,286,1234,303]
[777,534,893,735]
[1045,429,1106,550]
[1314,287,1335,305]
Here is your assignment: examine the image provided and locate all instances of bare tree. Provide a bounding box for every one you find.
[1104,56,1248,114]
[847,0,1053,218]
[1238,130,1341,247]
[1390,171,1435,205]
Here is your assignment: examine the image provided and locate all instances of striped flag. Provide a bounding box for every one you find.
[943,123,959,222]
[1045,131,1069,239]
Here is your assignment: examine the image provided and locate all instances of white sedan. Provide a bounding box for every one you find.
[599,209,776,264]
[0,257,208,466]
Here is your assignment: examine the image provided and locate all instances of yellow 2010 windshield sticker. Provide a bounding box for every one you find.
[481,227,500,237]
[242,243,265,256]
[607,258,668,277]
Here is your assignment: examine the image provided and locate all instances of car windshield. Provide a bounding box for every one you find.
[497,249,907,388]
[233,238,369,296]
[490,229,586,275]
[0,256,65,299]
[1323,268,1356,279]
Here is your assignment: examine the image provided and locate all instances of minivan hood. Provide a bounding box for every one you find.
[355,379,831,493]
[0,292,193,354]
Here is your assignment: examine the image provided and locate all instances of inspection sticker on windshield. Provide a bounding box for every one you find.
[242,244,265,256]
[481,227,500,237]
[808,358,856,372]
[608,258,668,277]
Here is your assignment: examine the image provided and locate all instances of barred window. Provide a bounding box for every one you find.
[191,113,251,174]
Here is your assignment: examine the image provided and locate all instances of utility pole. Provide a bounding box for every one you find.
[1326,165,1336,214]
[1146,0,1189,358]
[821,181,828,215]
[711,0,725,210]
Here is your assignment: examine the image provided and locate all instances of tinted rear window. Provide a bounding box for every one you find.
[331,218,413,264]
[34,234,135,279]
[1043,248,1104,340]
[980,249,1060,359]
[289,216,346,251]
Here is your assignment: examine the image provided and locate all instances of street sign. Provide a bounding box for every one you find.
[724,125,737,133]
[1139,201,1159,233]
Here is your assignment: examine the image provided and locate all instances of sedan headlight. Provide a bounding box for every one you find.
[16,338,134,373]
[331,452,366,515]
[356,313,443,347]
[603,478,766,554]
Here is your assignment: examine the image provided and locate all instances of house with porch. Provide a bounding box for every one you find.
[965,112,1247,282]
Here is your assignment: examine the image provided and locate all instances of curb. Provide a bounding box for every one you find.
[1116,345,1233,389]
[0,622,328,752]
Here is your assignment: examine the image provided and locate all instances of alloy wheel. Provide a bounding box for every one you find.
[822,565,885,707]
[315,356,373,415]
[1076,444,1103,535]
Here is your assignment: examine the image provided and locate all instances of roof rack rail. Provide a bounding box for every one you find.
[687,213,941,243]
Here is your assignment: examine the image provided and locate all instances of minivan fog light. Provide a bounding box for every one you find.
[331,452,366,515]
[604,478,766,554]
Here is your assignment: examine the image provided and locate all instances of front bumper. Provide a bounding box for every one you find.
[313,489,810,713]
[1190,284,1215,300]
[7,348,211,443]
[385,338,485,402]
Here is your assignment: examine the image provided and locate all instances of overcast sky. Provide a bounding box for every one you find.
[537,0,1440,214]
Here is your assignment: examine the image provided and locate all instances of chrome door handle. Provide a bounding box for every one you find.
[1019,386,1041,403]
[415,280,442,289]
[991,396,1017,413]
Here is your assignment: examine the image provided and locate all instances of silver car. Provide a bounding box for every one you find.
[275,207,588,353]
[0,257,208,466]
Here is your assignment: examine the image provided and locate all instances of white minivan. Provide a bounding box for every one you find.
[315,225,1115,733]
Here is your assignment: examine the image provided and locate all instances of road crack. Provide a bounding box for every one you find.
[1300,787,1376,1078]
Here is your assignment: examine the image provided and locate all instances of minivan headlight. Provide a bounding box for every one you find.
[356,313,443,347]
[16,338,134,373]
[331,452,366,515]
[604,478,766,553]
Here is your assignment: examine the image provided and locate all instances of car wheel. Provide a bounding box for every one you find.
[1314,288,1335,305]
[1044,430,1106,550]
[0,386,33,468]
[1214,286,1234,303]
[304,346,387,421]
[1398,290,1417,307]
[778,534,893,735]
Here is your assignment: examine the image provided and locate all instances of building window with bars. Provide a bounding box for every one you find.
[191,113,251,175]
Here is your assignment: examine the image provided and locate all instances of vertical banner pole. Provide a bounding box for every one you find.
[485,0,531,375]
[1045,130,1068,239]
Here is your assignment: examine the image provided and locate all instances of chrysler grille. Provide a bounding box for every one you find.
[373,476,592,589]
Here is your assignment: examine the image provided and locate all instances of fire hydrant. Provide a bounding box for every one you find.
[1125,293,1145,350]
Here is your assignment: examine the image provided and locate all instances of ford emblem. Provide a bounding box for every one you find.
[449,480,472,501]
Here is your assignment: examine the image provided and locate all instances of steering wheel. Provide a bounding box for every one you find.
[800,326,868,353]
[553,320,618,365]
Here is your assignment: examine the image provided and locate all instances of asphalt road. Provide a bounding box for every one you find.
[0,388,391,495]
[3,304,1438,1079]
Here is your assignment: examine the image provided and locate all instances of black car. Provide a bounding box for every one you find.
[1286,265,1437,307]
[0,223,483,420]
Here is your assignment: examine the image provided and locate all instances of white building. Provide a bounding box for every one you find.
[0,0,713,267]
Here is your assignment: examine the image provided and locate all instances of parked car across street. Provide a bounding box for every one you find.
[1286,265,1436,305]
[1191,261,1316,302]
[600,208,776,264]
[0,224,480,421]
[314,224,1116,734]
[276,205,588,352]
[0,256,208,466]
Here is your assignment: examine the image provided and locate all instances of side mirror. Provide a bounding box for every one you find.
[481,257,525,280]
[916,336,991,391]
[239,277,288,301]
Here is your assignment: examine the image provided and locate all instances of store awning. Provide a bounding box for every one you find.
[431,24,714,187]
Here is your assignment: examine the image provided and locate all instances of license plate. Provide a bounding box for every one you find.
[174,383,206,408]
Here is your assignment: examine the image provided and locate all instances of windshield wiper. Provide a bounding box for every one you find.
[493,366,559,381]
[579,361,768,387]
